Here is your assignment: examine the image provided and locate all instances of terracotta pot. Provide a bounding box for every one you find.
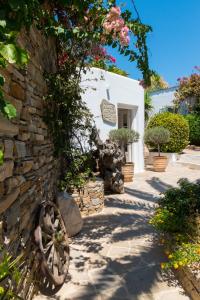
[122,162,134,182]
[153,156,168,172]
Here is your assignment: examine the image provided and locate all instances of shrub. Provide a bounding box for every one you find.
[144,127,170,156]
[185,114,200,146]
[150,178,200,270]
[147,112,189,153]
[151,178,200,235]
[109,128,139,145]
[109,128,139,161]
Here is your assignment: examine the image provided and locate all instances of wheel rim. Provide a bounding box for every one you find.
[34,202,70,296]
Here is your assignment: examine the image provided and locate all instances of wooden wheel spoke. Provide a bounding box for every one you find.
[52,247,60,277]
[43,240,53,254]
[54,218,59,230]
[43,212,55,233]
[34,202,70,296]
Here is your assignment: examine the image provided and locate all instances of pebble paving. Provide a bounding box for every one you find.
[34,164,200,300]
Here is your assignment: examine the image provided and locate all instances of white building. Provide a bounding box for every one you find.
[149,86,178,115]
[81,67,145,173]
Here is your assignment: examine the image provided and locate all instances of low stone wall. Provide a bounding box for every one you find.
[176,267,200,300]
[71,177,104,216]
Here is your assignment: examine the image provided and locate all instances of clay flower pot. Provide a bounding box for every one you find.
[122,162,134,182]
[153,155,168,172]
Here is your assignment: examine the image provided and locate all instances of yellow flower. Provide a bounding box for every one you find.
[168,254,173,259]
[160,263,165,269]
[0,287,4,295]
[179,261,183,266]
[173,263,179,269]
[196,248,200,255]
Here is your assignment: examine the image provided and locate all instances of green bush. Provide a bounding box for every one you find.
[150,178,200,270]
[185,114,200,146]
[153,178,200,235]
[147,112,189,152]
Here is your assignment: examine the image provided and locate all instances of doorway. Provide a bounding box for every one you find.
[118,108,133,162]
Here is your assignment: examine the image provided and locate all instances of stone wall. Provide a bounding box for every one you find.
[0,27,58,253]
[71,177,104,216]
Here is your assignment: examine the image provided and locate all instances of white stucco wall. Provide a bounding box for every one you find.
[81,67,144,173]
[150,87,177,115]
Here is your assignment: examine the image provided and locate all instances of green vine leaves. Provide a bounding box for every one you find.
[0,0,39,119]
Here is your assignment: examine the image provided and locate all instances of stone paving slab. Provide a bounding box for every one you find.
[34,165,200,300]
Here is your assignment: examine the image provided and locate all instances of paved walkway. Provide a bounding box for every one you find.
[34,165,200,300]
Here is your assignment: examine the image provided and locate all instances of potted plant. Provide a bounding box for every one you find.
[109,128,139,182]
[144,126,170,172]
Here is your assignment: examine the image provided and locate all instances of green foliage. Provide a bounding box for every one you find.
[161,243,200,270]
[0,149,4,165]
[175,73,200,104]
[109,128,139,145]
[107,65,129,77]
[151,178,200,270]
[185,114,200,146]
[0,43,29,65]
[91,60,129,77]
[147,73,169,92]
[151,178,200,237]
[44,61,95,190]
[44,69,93,156]
[144,126,170,155]
[60,151,94,191]
[0,245,22,299]
[144,91,153,122]
[147,112,189,153]
[0,0,36,118]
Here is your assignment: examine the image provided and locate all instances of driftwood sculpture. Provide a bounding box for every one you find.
[90,127,125,193]
[98,140,124,194]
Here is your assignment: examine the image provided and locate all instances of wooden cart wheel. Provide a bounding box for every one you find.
[34,201,70,296]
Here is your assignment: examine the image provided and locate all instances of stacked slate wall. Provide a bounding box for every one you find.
[0,27,58,253]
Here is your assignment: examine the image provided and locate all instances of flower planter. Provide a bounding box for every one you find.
[153,156,168,172]
[122,162,134,182]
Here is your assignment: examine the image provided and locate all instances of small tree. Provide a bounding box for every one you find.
[144,127,170,156]
[109,128,139,159]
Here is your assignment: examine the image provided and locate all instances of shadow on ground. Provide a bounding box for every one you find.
[46,185,183,300]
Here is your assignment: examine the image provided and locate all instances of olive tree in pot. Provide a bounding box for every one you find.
[109,128,139,182]
[144,126,170,172]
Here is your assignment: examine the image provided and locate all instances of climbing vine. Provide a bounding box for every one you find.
[0,0,152,116]
[0,0,153,186]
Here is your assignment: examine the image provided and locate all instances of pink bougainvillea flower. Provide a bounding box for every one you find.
[108,55,116,63]
[115,18,125,32]
[121,26,129,34]
[103,6,130,47]
[58,52,68,66]
[110,6,121,17]
[103,21,113,33]
[94,55,100,61]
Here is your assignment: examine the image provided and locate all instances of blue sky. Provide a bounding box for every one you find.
[108,0,200,86]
